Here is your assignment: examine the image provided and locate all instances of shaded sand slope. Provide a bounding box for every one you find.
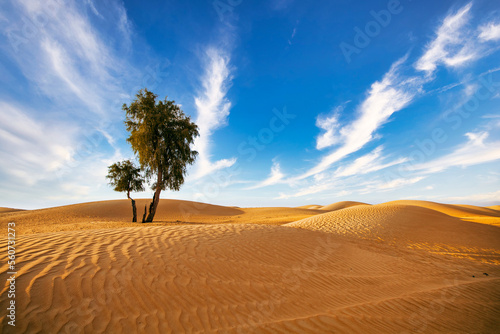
[0,207,25,214]
[1,224,499,333]
[320,201,369,211]
[295,204,324,210]
[0,200,325,235]
[287,204,500,263]
[296,201,368,211]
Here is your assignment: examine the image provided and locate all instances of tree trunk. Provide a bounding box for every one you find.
[127,192,137,222]
[131,198,137,222]
[146,168,162,222]
[141,205,147,223]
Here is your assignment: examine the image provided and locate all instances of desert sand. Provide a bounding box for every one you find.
[1,199,500,333]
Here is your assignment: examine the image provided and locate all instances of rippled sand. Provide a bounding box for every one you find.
[1,199,499,333]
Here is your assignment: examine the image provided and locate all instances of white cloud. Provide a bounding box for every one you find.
[415,3,474,72]
[85,0,102,18]
[0,102,75,185]
[298,55,419,180]
[247,161,284,189]
[276,182,331,200]
[443,190,500,205]
[334,146,407,177]
[0,0,144,207]
[315,106,342,150]
[479,22,500,41]
[412,131,500,173]
[4,0,132,120]
[374,176,425,191]
[280,2,500,195]
[192,47,237,179]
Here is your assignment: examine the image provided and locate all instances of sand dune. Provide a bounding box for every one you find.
[384,200,500,218]
[1,199,499,332]
[296,201,369,211]
[288,203,500,264]
[0,199,325,235]
[0,207,24,214]
[383,200,500,227]
[1,223,499,333]
[295,204,325,210]
[320,201,369,211]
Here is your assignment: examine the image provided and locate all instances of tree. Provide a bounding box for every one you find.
[124,89,199,222]
[106,160,145,222]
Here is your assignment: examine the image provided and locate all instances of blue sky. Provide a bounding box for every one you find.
[1,0,500,209]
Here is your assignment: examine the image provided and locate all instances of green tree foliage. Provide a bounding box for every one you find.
[106,160,145,222]
[124,89,199,222]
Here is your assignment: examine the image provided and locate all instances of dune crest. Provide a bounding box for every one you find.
[287,203,500,263]
[0,200,325,235]
[0,207,25,214]
[384,200,500,218]
[295,204,324,210]
[320,201,369,211]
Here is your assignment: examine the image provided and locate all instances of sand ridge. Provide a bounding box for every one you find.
[384,200,500,218]
[295,204,325,210]
[0,208,25,214]
[295,201,369,211]
[320,201,369,211]
[287,203,500,264]
[0,199,325,235]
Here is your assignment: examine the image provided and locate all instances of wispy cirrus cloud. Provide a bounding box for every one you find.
[443,189,500,205]
[298,54,419,180]
[334,146,407,177]
[0,102,75,185]
[0,0,147,207]
[415,3,500,74]
[411,131,500,173]
[260,2,500,197]
[276,182,332,200]
[275,146,408,199]
[365,176,425,192]
[315,105,342,150]
[415,3,474,73]
[479,22,500,42]
[6,0,128,115]
[192,47,237,179]
[247,161,285,189]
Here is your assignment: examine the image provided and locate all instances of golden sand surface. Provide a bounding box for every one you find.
[0,208,25,214]
[0,199,325,235]
[1,199,499,333]
[319,201,369,211]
